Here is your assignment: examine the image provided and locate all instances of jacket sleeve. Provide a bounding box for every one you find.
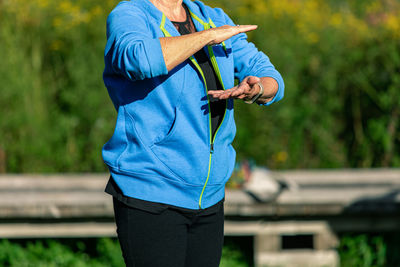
[223,12,284,105]
[105,2,168,81]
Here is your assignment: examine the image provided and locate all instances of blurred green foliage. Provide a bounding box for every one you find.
[0,0,399,172]
[339,234,386,267]
[2,234,400,266]
[0,238,124,267]
[339,232,400,267]
[0,238,248,266]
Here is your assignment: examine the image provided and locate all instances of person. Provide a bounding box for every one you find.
[102,0,284,266]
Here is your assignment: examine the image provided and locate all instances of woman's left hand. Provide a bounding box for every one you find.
[208,76,261,101]
[208,76,278,104]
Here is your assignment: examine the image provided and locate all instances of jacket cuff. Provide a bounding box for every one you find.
[257,72,284,106]
[143,37,168,78]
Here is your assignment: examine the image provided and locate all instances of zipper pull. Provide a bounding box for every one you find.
[210,143,214,154]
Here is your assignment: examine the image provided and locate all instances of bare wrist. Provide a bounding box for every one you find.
[244,82,264,104]
[204,28,217,46]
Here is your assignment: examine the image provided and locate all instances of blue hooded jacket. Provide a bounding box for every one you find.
[102,0,284,209]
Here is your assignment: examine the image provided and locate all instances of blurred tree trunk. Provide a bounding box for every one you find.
[382,106,399,167]
[0,147,5,173]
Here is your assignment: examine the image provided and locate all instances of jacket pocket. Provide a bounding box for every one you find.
[152,106,179,146]
[149,107,210,186]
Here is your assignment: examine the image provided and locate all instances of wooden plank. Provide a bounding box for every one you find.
[255,250,339,267]
[225,220,338,250]
[0,174,108,191]
[0,170,399,218]
[2,187,396,218]
[274,169,400,185]
[0,222,117,238]
[224,188,400,216]
[1,221,337,240]
[0,192,113,218]
[277,188,400,204]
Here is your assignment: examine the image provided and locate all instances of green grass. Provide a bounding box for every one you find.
[2,233,400,267]
[339,233,400,267]
[0,238,250,267]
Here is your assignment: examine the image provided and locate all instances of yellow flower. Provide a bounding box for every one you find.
[50,40,63,51]
[330,13,343,27]
[306,32,319,44]
[59,1,74,13]
[275,151,288,163]
[90,6,103,18]
[366,1,382,14]
[37,0,49,8]
[52,17,62,28]
[384,14,400,38]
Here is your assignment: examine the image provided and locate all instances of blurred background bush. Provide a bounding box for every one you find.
[0,0,399,173]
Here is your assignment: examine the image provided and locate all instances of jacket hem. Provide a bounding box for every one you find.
[106,164,217,187]
[108,167,226,210]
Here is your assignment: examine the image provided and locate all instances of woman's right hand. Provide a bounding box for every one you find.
[207,25,258,46]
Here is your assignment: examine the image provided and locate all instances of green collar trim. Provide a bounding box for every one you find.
[188,11,227,52]
[159,12,226,90]
[160,15,208,89]
[160,13,172,37]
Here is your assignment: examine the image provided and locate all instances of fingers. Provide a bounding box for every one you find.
[209,25,258,45]
[208,90,225,100]
[246,76,261,85]
[208,90,225,96]
[236,25,258,33]
[216,88,237,99]
[230,84,246,97]
[208,84,247,100]
[208,87,236,100]
[208,75,262,101]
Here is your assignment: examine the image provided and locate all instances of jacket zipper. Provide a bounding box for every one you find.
[197,23,228,208]
[187,56,214,209]
[160,13,227,209]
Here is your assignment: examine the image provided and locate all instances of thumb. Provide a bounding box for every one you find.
[246,76,261,85]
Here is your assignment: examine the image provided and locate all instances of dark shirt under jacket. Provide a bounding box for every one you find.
[106,177,224,215]
[172,3,226,138]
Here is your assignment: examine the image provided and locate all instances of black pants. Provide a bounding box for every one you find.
[113,198,224,267]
